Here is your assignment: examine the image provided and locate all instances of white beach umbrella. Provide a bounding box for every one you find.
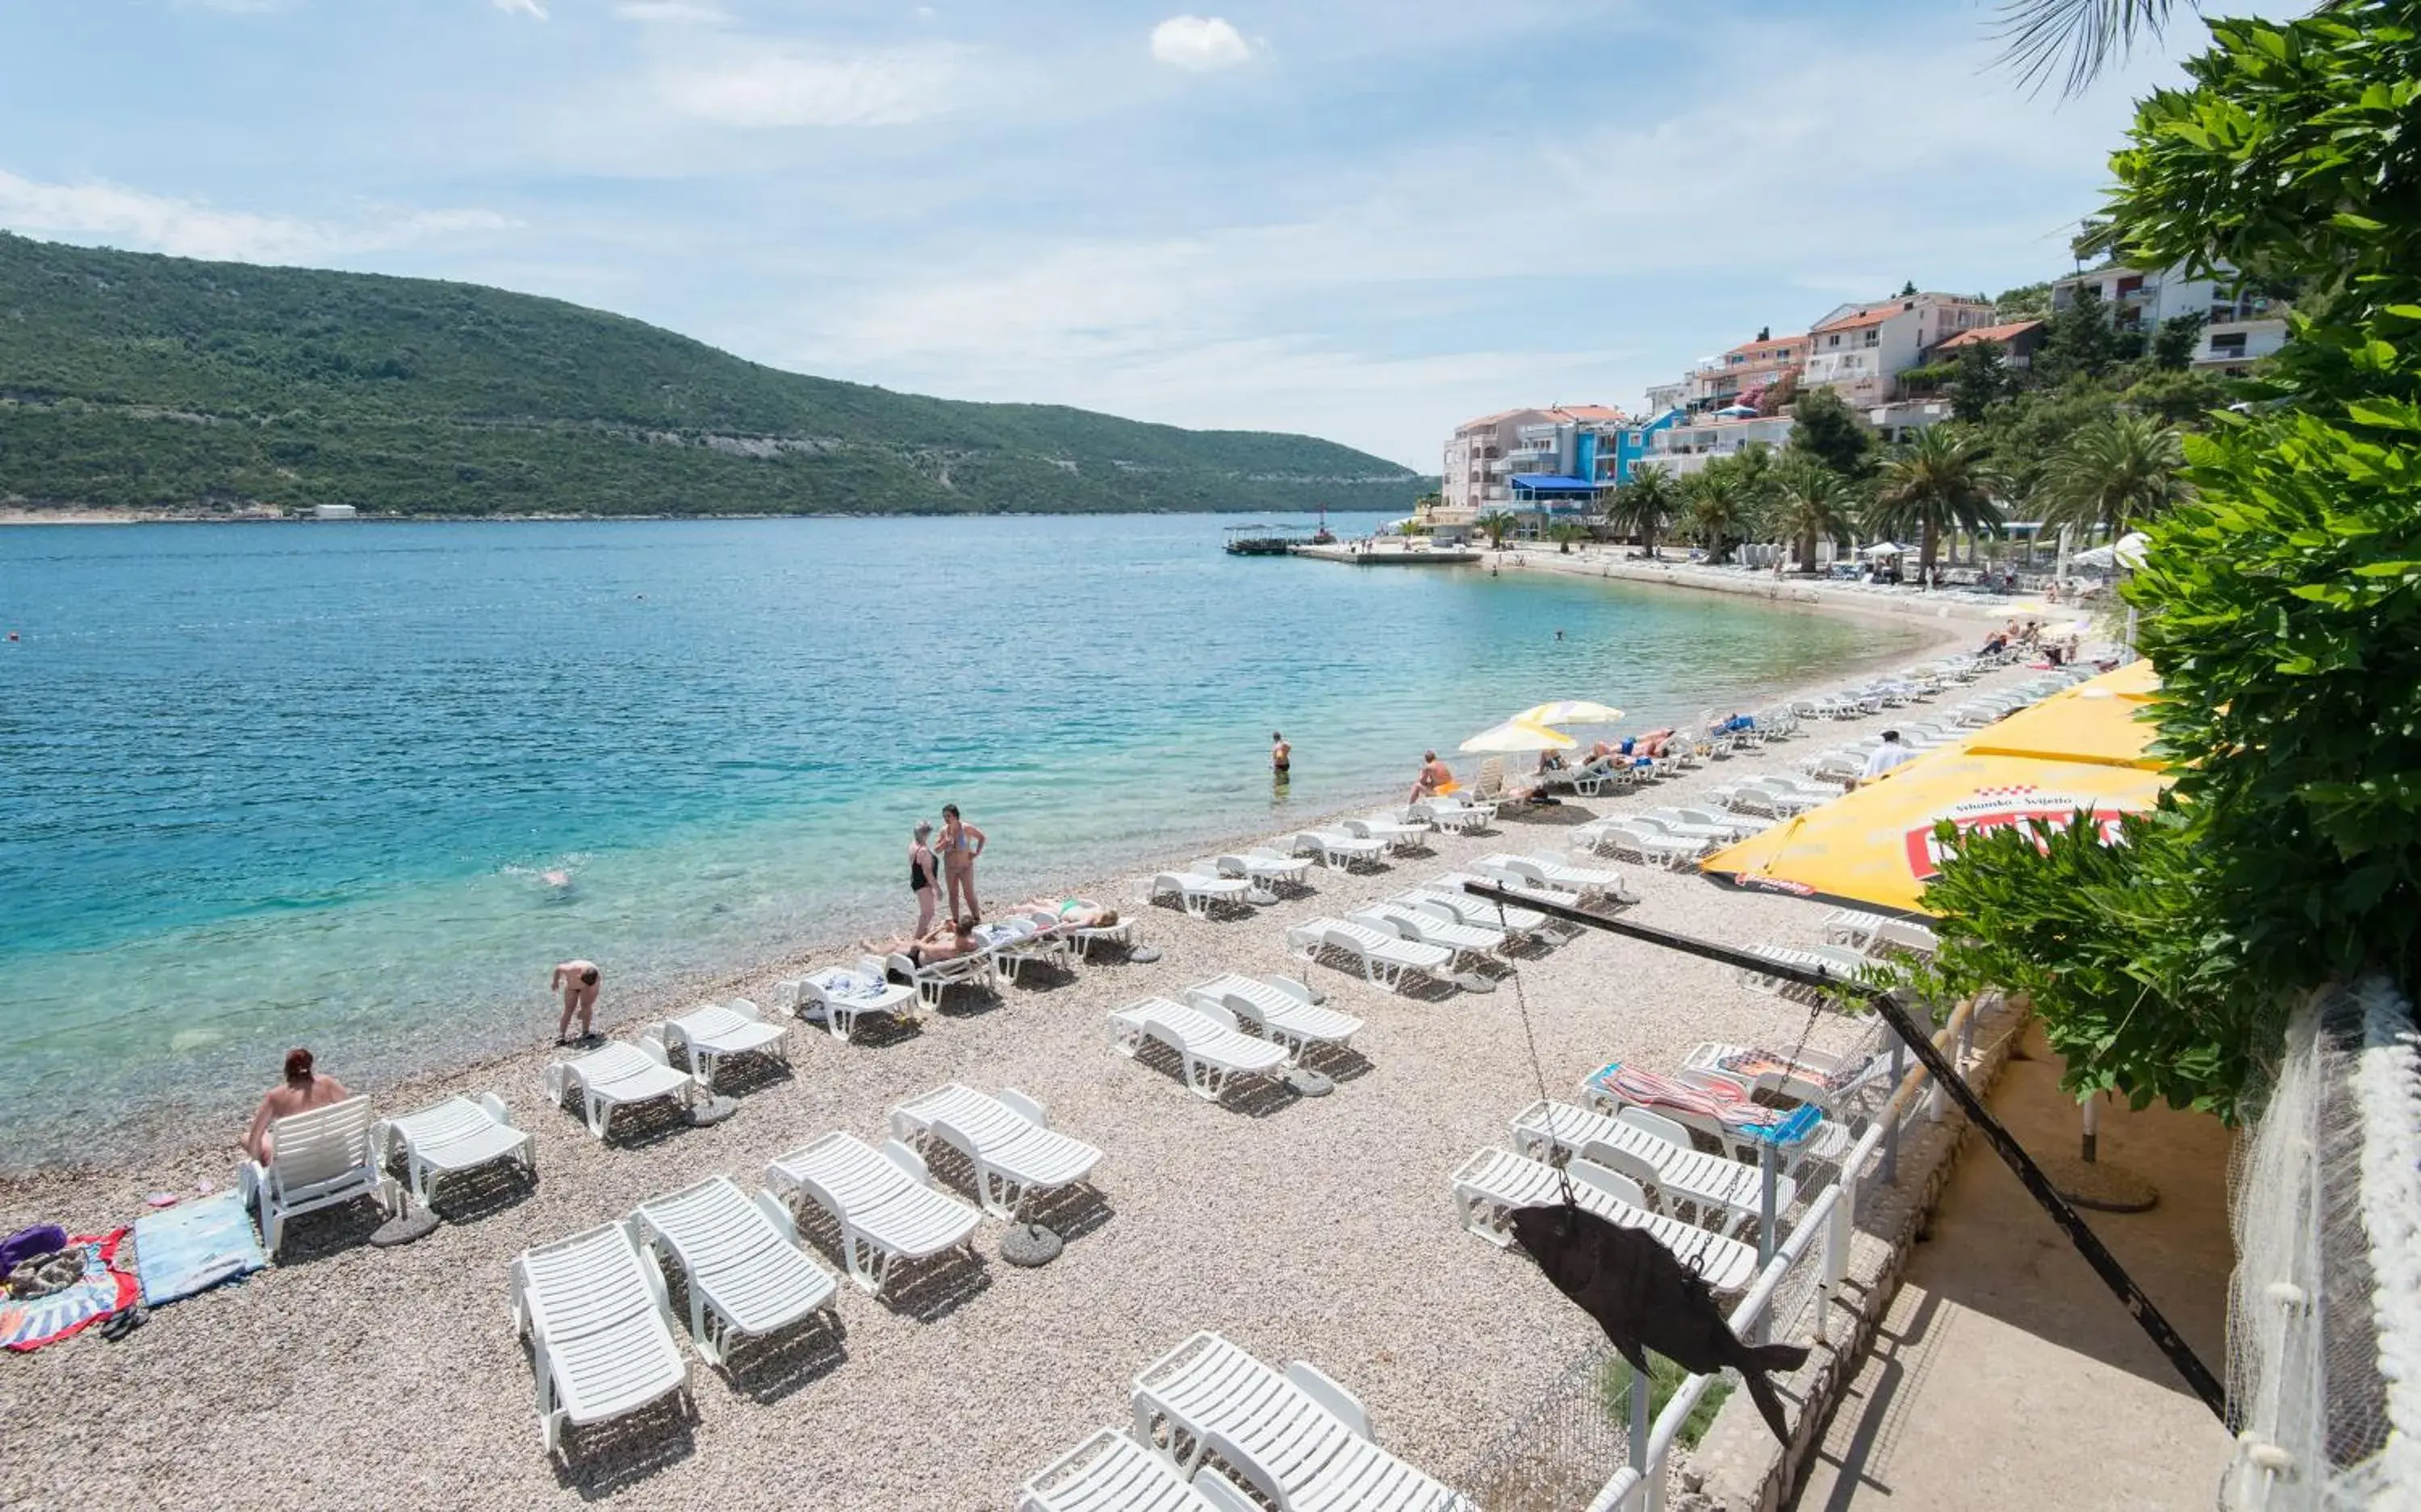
[1512,700,1625,728]
[1863,541,1905,558]
[1459,718,1578,755]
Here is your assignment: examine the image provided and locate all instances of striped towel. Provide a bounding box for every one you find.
[1589,1063,1825,1148]
[1718,1048,1879,1094]
[1,1230,136,1351]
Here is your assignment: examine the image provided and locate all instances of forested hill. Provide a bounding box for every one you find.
[0,235,1425,517]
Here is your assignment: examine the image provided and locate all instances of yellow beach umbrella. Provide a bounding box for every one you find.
[1698,661,2171,915]
[1513,700,1624,727]
[1459,718,1577,754]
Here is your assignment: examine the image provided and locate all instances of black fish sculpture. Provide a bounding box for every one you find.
[1508,1202,1810,1443]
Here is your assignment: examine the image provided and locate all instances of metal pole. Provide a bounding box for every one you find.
[2081,1093,2101,1165]
[1882,1039,1905,1186]
[1457,883,2231,1421]
[1629,1350,1652,1481]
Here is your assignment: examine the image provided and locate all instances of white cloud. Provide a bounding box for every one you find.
[1149,15,1255,72]
[614,1,725,22]
[654,44,964,127]
[0,169,513,265]
[493,0,549,18]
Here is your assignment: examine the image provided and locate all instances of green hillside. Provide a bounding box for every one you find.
[0,234,1424,517]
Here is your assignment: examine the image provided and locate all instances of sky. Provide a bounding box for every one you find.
[0,1,2240,467]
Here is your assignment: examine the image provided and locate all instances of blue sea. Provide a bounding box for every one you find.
[0,515,1933,1167]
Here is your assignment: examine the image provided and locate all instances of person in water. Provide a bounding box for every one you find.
[908,821,939,937]
[1409,750,1457,804]
[244,1048,350,1163]
[1270,731,1290,775]
[551,960,600,1044]
[938,804,986,924]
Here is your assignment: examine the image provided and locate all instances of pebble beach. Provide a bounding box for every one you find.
[0,647,2043,1512]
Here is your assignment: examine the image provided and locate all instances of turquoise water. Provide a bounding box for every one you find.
[0,516,1931,1166]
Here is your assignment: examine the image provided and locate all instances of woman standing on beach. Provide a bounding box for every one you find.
[908,822,939,936]
[938,803,986,924]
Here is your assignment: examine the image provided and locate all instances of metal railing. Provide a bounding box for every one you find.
[1586,1000,1984,1512]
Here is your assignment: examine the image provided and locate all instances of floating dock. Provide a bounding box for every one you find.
[1290,541,1482,566]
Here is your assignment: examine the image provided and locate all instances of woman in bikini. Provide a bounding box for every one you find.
[908,822,939,937]
[938,803,986,924]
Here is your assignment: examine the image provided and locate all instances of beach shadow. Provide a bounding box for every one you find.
[424,1158,539,1224]
[1302,1044,1374,1085]
[1126,1039,1301,1120]
[1499,804,1594,829]
[933,986,1005,1020]
[697,1052,795,1098]
[1001,959,1081,994]
[598,1097,694,1150]
[261,1195,392,1267]
[879,1247,993,1322]
[726,1310,849,1405]
[554,1393,696,1498]
[835,1013,925,1050]
[1024,1184,1117,1246]
[1391,974,1464,1005]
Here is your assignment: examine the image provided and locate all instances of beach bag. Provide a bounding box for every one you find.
[0,1225,66,1280]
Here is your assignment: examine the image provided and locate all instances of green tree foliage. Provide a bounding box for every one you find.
[1968,379,2130,499]
[1608,465,1679,558]
[1896,2,2421,1120]
[1995,282,2055,320]
[0,235,1424,518]
[1948,340,2018,423]
[1868,426,2007,576]
[1785,387,1876,480]
[2121,368,2231,426]
[2037,284,2125,385]
[2150,311,2208,370]
[1478,511,1517,549]
[1680,454,1767,565]
[2033,411,2189,537]
[1546,520,1588,554]
[1767,457,1862,574]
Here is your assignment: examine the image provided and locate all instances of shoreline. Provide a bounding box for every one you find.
[1487,542,2046,628]
[0,598,1967,1199]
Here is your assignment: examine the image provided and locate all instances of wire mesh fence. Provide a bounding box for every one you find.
[1460,1344,1641,1512]
[2219,976,2419,1509]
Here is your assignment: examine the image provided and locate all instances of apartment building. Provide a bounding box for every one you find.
[1800,292,1996,407]
[1932,319,2047,369]
[1685,332,1807,410]
[1440,407,1551,522]
[1630,412,1796,481]
[1442,405,1628,523]
[2050,261,2287,375]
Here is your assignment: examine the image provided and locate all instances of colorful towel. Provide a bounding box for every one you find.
[1718,1048,1879,1095]
[0,1230,136,1351]
[134,1192,266,1308]
[1589,1063,1825,1147]
[810,969,888,1003]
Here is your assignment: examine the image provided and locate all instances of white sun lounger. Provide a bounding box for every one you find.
[1738,942,1874,992]
[1019,1426,1261,1512]
[1508,1098,1794,1238]
[1106,997,1289,1101]
[239,1096,395,1255]
[1349,906,1504,970]
[1131,1331,1478,1512]
[1184,972,1363,1064]
[1475,853,1637,906]
[644,1000,789,1092]
[1151,870,1254,919]
[1822,909,1939,956]
[889,946,996,1009]
[786,958,920,1040]
[1411,880,1549,935]
[975,915,1069,984]
[1407,797,1489,834]
[510,1222,691,1456]
[546,1040,700,1140]
[1285,917,1454,992]
[1342,814,1428,852]
[1215,850,1314,889]
[889,1084,1103,1220]
[1287,829,1387,871]
[374,1092,535,1207]
[763,1131,982,1295]
[1678,1038,1894,1120]
[1577,821,1706,870]
[1449,1147,1761,1294]
[628,1175,838,1368]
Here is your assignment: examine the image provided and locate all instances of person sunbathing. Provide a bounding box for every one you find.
[244,1048,351,1164]
[860,917,981,968]
[1015,896,1119,928]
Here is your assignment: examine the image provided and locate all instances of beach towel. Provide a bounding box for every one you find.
[1717,1047,1880,1096]
[1588,1063,1825,1148]
[0,1230,135,1351]
[810,968,889,1003]
[135,1192,266,1308]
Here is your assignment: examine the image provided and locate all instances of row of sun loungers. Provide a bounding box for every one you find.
[1022,1331,1476,1512]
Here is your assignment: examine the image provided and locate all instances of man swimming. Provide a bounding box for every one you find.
[1270,731,1290,774]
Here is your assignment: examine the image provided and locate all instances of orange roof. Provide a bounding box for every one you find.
[1934,320,2043,350]
[1549,403,1629,424]
[1453,407,1541,433]
[1724,336,1801,359]
[1811,300,1912,334]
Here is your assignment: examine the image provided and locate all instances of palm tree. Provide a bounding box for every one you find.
[1993,0,2176,98]
[1869,427,2009,580]
[1681,464,1761,566]
[1478,512,1517,549]
[2034,411,2189,537]
[1768,459,1861,575]
[1546,521,1588,556]
[1608,466,1679,560]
